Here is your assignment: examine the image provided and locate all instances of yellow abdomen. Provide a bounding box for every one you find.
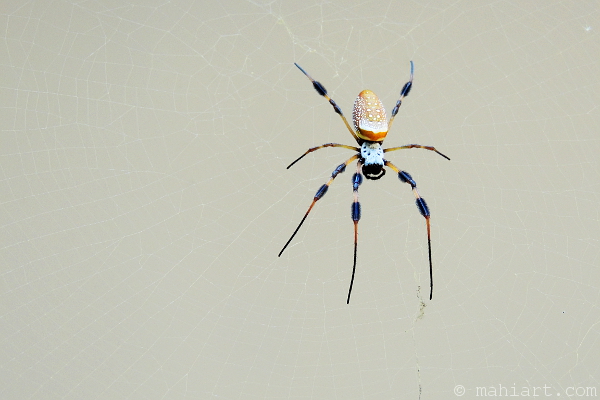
[352,90,388,142]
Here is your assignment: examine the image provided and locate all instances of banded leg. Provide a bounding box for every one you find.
[347,161,364,304]
[287,143,360,169]
[384,144,450,160]
[279,154,359,257]
[387,61,414,132]
[384,160,434,300]
[294,63,361,143]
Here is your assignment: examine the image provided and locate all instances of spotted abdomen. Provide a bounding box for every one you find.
[352,90,388,142]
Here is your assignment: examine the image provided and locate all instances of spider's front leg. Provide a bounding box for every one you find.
[279,154,359,257]
[347,161,363,304]
[384,160,435,300]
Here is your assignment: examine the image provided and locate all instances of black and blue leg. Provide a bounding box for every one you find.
[384,160,435,300]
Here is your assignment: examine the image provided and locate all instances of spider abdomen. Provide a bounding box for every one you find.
[352,90,388,142]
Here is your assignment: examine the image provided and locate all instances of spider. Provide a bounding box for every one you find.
[279,61,450,304]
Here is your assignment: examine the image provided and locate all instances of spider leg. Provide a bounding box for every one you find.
[279,153,359,258]
[287,143,360,169]
[384,160,434,300]
[384,144,450,160]
[347,160,364,304]
[387,61,414,132]
[294,63,361,143]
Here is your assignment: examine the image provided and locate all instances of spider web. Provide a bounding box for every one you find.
[2,1,599,399]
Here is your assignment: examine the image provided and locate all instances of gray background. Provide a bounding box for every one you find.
[2,1,599,399]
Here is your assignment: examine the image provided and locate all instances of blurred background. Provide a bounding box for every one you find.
[2,1,599,398]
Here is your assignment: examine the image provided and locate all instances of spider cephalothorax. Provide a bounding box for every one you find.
[279,61,450,303]
[360,141,386,180]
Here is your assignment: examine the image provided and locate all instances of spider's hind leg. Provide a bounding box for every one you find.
[294,63,361,143]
